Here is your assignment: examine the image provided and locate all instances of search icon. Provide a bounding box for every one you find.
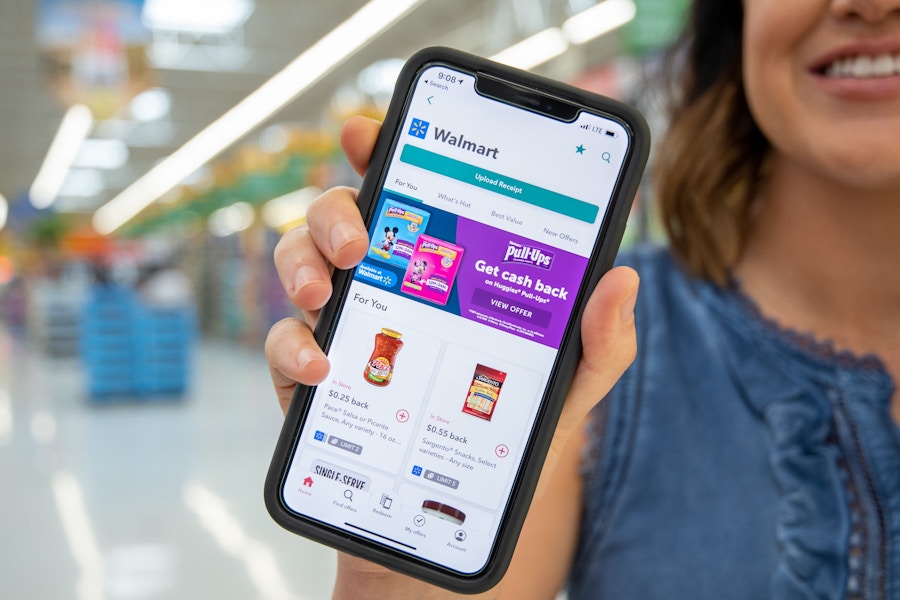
[344,489,354,501]
[601,152,611,164]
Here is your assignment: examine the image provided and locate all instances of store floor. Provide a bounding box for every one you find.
[0,325,337,599]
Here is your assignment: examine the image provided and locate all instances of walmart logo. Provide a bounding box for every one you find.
[408,118,429,139]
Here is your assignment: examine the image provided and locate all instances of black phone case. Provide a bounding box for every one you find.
[265,46,649,594]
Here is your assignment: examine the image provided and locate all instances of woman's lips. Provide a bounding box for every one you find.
[809,40,900,100]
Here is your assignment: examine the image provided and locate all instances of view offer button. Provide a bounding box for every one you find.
[470,287,552,328]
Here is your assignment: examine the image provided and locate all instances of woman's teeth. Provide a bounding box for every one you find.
[825,53,900,78]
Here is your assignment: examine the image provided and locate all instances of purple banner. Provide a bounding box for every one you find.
[454,219,588,348]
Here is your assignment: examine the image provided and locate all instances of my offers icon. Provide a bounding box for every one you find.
[409,118,429,139]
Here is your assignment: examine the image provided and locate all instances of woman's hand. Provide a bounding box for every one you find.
[264,115,638,599]
[265,116,380,415]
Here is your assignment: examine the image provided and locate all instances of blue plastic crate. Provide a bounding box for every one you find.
[82,285,196,402]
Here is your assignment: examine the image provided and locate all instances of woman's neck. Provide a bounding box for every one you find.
[733,157,900,421]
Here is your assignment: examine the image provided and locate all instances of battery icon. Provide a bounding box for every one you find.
[604,130,617,138]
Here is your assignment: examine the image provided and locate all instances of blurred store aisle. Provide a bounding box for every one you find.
[0,325,337,600]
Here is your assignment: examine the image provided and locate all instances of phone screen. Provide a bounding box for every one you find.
[278,63,631,575]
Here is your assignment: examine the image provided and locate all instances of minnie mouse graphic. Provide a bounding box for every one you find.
[410,259,428,284]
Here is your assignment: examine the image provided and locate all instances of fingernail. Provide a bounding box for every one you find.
[330,220,362,253]
[294,265,321,294]
[297,347,322,370]
[619,282,639,324]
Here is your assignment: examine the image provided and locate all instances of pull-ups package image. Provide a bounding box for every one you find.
[367,198,431,268]
[400,235,465,306]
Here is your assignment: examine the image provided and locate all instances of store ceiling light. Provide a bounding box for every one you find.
[208,202,255,237]
[562,0,637,45]
[30,105,94,210]
[258,124,291,155]
[73,139,130,170]
[94,0,427,235]
[490,27,569,70]
[143,0,255,34]
[59,169,105,198]
[129,88,172,122]
[357,58,406,96]
[489,0,637,70]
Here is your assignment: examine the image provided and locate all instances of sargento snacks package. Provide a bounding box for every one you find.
[462,364,507,421]
[367,199,431,268]
[401,235,465,306]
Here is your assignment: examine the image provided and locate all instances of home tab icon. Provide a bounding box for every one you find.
[302,477,314,488]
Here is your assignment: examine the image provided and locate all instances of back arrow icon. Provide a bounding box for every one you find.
[427,96,433,104]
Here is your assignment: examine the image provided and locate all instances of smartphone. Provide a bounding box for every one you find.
[265,47,648,593]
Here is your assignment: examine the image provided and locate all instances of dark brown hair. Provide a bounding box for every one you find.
[654,0,770,285]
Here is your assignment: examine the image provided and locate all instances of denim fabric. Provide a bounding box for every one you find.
[569,246,899,600]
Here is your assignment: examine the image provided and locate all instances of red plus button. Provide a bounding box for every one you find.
[396,409,410,423]
[495,444,509,458]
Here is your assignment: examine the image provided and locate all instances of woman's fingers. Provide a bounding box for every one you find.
[273,117,381,316]
[536,266,639,495]
[266,317,331,414]
[305,187,370,269]
[269,117,382,411]
[274,186,369,314]
[340,116,382,176]
[565,265,639,428]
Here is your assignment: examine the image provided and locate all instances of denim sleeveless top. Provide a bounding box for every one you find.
[569,247,899,599]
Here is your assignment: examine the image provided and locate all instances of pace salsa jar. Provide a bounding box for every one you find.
[363,328,404,386]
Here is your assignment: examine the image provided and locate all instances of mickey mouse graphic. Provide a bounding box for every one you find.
[379,227,399,253]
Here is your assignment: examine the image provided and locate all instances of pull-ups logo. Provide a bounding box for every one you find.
[408,118,429,139]
[503,242,554,269]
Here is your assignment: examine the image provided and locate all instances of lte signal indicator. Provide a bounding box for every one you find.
[579,123,590,130]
